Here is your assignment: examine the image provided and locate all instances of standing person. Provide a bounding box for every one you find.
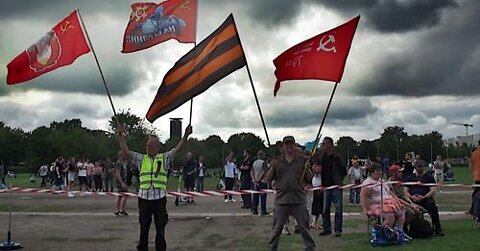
[65,157,77,198]
[114,150,130,216]
[0,161,5,189]
[404,160,444,236]
[224,152,237,203]
[433,155,445,191]
[93,161,103,192]
[118,124,192,251]
[54,157,65,190]
[239,149,254,210]
[402,152,415,178]
[85,159,94,191]
[266,136,315,251]
[77,159,87,192]
[319,137,347,237]
[347,160,363,204]
[37,163,49,188]
[103,158,114,192]
[251,150,269,216]
[309,152,323,229]
[183,152,197,204]
[196,155,206,192]
[469,141,480,214]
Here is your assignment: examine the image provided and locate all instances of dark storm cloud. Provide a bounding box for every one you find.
[266,97,377,128]
[0,0,132,22]
[1,64,137,97]
[353,0,480,96]
[243,0,456,32]
[319,0,456,32]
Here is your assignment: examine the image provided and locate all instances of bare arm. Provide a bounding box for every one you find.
[266,160,277,183]
[173,125,193,153]
[117,124,133,160]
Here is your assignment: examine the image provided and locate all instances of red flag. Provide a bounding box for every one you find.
[273,15,360,96]
[122,0,197,53]
[6,10,91,85]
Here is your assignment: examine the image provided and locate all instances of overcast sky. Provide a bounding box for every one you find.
[1,0,480,145]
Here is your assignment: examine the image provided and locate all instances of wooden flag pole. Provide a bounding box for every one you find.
[311,82,339,151]
[77,9,117,117]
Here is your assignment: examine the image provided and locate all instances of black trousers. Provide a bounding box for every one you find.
[224,177,235,200]
[137,197,168,251]
[416,197,442,232]
[470,180,480,213]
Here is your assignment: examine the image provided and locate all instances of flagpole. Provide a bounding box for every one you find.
[76,9,118,117]
[230,18,270,146]
[188,42,197,125]
[311,82,339,151]
[188,0,200,126]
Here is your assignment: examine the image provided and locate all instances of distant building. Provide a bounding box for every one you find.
[169,118,182,138]
[443,133,480,147]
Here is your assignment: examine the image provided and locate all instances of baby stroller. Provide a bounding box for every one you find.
[174,175,191,206]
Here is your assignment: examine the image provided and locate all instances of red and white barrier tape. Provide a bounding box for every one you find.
[0,182,478,197]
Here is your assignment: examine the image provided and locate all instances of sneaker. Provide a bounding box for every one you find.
[67,192,74,198]
[224,199,230,203]
[282,226,291,235]
[114,211,121,216]
[333,232,342,237]
[120,211,129,216]
[230,199,236,203]
[294,225,301,234]
[260,212,270,216]
[252,211,258,215]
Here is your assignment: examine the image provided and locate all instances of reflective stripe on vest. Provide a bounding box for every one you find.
[139,154,167,190]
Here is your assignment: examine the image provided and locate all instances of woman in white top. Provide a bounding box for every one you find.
[310,152,323,229]
[361,162,405,230]
[224,152,237,202]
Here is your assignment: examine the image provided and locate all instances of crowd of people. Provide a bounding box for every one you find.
[4,135,480,251]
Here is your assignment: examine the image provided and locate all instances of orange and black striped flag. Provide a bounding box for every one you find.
[146,14,246,123]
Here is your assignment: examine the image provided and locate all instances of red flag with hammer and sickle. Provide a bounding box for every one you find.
[273,15,360,96]
[6,10,90,85]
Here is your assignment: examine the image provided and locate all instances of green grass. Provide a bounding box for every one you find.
[339,219,480,251]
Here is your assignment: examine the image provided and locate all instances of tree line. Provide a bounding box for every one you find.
[0,111,473,173]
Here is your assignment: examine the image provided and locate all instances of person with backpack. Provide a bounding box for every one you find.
[404,160,444,237]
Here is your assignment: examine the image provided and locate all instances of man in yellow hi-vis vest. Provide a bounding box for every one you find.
[118,124,192,251]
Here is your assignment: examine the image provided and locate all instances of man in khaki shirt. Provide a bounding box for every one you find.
[266,136,315,251]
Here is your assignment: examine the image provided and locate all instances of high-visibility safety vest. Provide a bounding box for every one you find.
[139,154,167,190]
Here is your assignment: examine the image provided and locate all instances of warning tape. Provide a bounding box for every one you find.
[0,181,478,197]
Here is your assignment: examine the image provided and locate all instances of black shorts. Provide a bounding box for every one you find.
[78,176,87,185]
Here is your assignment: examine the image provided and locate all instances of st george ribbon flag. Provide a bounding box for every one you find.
[273,15,360,96]
[6,10,90,85]
[122,0,197,53]
[146,14,246,123]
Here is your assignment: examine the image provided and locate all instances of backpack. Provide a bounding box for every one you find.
[371,224,404,247]
[408,216,433,238]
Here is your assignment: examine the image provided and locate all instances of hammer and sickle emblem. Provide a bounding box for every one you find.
[317,34,336,53]
[60,21,74,34]
[180,0,191,10]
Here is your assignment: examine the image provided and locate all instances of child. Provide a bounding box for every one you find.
[310,153,323,229]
